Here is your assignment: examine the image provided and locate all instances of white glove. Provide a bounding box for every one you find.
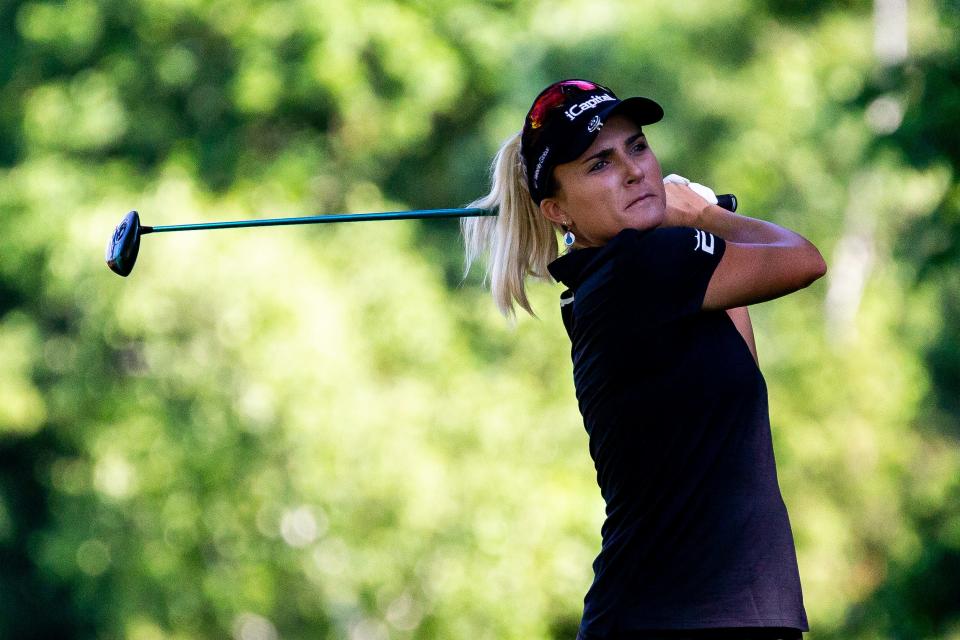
[663,174,718,205]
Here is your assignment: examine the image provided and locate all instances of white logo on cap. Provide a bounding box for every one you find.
[587,116,602,133]
[533,147,550,186]
[564,94,615,121]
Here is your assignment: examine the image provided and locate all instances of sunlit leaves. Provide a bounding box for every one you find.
[0,312,46,435]
[16,0,102,61]
[23,72,128,151]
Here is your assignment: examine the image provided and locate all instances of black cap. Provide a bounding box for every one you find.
[520,79,664,204]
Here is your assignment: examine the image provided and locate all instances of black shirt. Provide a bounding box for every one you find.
[547,227,808,639]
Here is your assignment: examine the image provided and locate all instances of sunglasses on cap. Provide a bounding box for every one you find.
[526,80,603,130]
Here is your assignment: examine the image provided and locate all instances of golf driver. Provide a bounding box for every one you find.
[106,208,491,277]
[105,195,737,277]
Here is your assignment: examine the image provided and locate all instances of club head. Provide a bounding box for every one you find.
[106,211,142,277]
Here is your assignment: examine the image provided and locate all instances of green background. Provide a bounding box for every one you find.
[1,0,959,638]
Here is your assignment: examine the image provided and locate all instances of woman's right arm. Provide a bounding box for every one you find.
[665,183,827,310]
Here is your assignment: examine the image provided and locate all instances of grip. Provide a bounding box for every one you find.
[716,194,738,212]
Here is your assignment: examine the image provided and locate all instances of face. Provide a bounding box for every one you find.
[541,115,666,248]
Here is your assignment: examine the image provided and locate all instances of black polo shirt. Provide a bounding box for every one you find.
[547,227,808,639]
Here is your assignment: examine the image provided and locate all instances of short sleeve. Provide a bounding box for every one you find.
[613,226,726,325]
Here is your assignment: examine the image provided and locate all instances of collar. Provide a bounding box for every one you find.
[547,246,602,289]
[547,227,653,289]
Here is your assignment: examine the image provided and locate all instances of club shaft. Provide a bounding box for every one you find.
[140,208,494,234]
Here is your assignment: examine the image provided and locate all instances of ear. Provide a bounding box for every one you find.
[539,198,567,226]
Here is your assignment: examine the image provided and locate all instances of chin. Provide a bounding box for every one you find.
[626,207,664,231]
[649,210,667,228]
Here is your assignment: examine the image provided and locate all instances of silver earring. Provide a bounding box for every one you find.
[562,225,576,247]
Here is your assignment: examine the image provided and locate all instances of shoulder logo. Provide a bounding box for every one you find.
[693,229,715,255]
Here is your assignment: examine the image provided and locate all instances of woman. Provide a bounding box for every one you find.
[462,80,826,640]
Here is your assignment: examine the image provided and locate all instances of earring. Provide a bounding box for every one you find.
[561,224,576,248]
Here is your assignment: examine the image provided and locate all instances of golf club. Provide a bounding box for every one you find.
[105,195,737,277]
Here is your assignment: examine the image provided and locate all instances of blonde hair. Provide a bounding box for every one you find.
[461,132,562,319]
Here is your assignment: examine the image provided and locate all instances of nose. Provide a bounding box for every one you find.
[624,155,645,184]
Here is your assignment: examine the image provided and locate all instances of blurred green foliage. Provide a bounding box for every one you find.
[0,0,958,638]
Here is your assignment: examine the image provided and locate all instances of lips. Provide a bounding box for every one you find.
[626,193,654,210]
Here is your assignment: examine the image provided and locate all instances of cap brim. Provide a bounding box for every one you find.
[600,96,664,127]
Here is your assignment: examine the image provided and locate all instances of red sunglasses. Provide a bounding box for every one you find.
[527,80,600,130]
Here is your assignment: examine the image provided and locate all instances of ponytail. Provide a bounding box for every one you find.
[461,133,561,319]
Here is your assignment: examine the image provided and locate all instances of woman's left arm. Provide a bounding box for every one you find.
[663,184,827,310]
[726,306,758,365]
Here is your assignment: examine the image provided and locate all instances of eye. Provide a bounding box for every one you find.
[632,140,648,153]
[588,159,608,172]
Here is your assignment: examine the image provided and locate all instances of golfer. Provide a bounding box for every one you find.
[462,79,826,640]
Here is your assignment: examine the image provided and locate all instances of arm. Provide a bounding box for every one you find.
[726,306,758,365]
[664,184,827,310]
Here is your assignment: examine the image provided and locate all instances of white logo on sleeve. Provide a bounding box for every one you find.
[693,229,715,255]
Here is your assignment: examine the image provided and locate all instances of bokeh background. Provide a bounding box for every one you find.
[1,0,958,638]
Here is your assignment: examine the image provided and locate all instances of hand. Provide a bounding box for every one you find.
[662,182,713,228]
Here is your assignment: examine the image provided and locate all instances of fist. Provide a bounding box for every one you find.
[663,182,712,228]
